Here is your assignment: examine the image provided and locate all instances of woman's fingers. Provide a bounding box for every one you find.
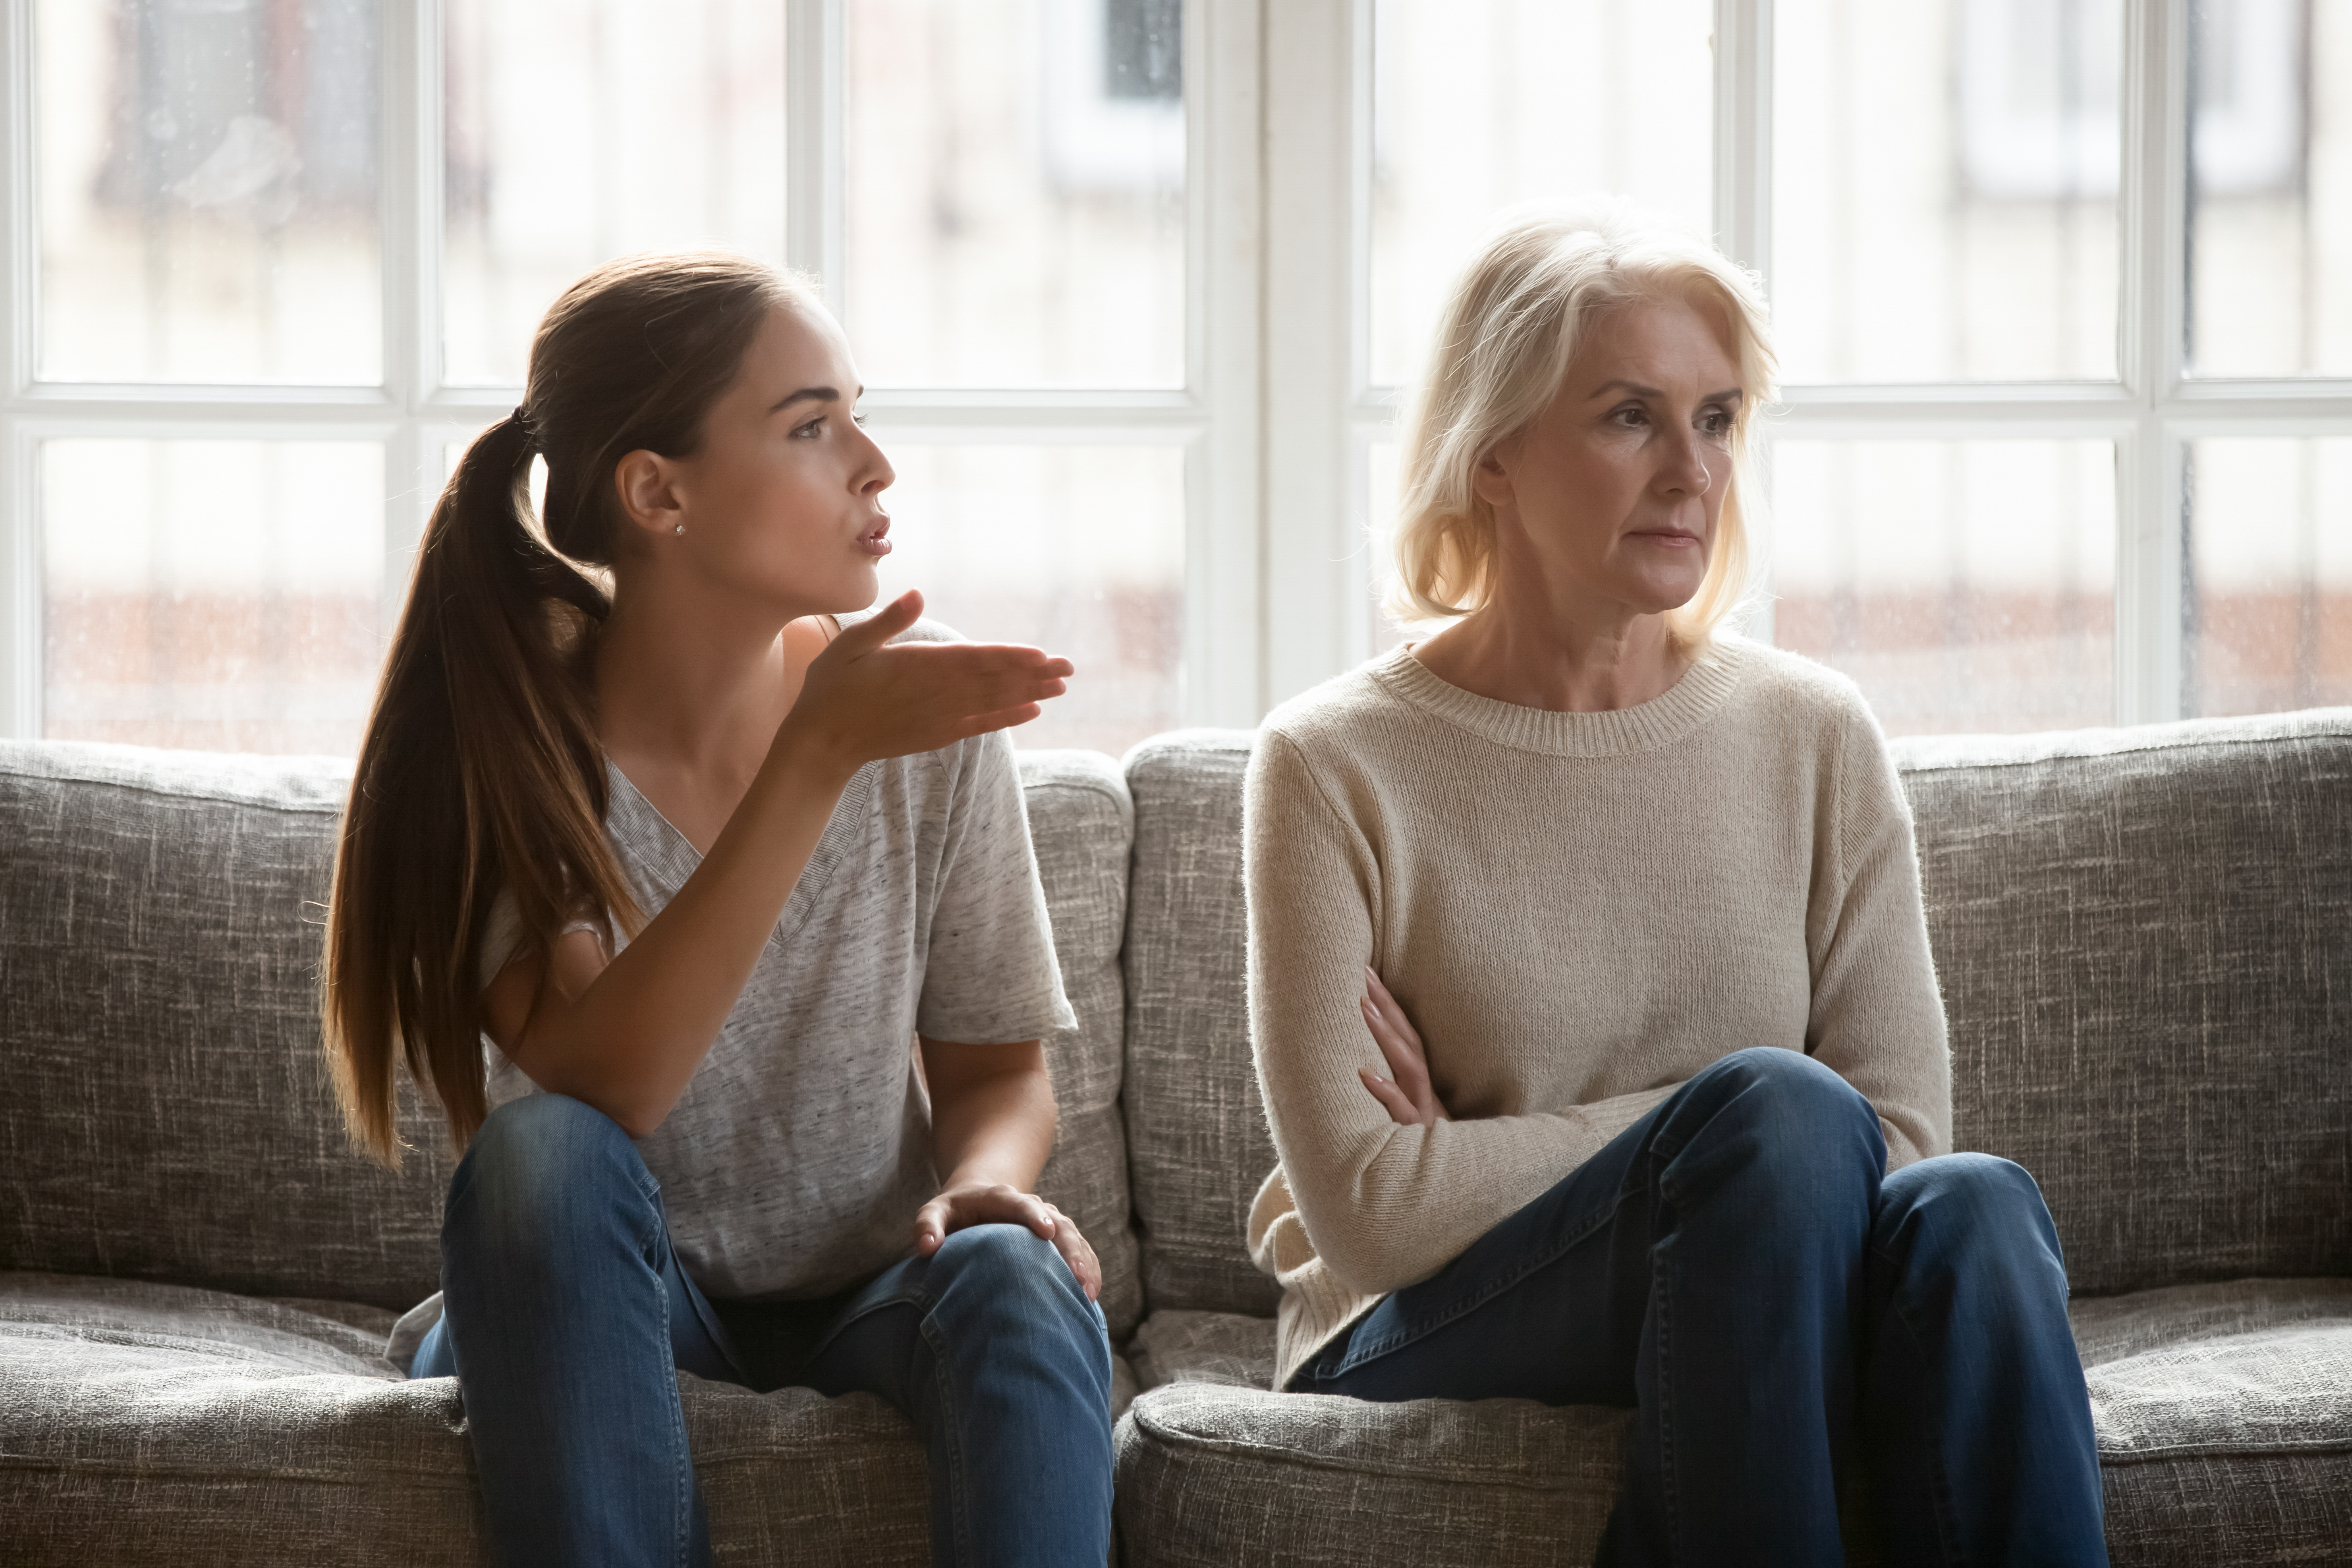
[1359,1066,1423,1126]
[1361,968,1446,1124]
[913,1184,1057,1257]
[1365,967,1424,1050]
[1360,995,1425,1087]
[1041,1204,1101,1302]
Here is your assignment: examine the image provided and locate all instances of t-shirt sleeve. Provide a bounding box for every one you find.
[913,728,1078,1045]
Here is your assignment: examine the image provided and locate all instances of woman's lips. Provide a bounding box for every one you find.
[858,518,892,556]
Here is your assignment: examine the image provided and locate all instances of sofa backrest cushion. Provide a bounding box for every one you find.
[0,741,1144,1330]
[1119,711,2351,1318]
[0,742,452,1309]
[1894,709,2352,1295]
[1121,732,1280,1317]
[1014,750,1144,1338]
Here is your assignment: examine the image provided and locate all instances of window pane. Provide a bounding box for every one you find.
[1770,440,2116,733]
[444,0,788,386]
[1369,0,1713,388]
[2184,438,2352,715]
[35,0,382,384]
[845,0,1186,388]
[1773,0,2121,383]
[44,441,385,755]
[2186,0,2352,377]
[870,444,1184,752]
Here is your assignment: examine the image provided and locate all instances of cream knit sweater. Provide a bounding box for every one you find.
[1244,636,1952,1390]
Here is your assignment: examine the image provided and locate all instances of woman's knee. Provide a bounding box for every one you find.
[445,1093,650,1251]
[1684,1047,1882,1159]
[924,1223,1101,1339]
[1875,1153,2062,1273]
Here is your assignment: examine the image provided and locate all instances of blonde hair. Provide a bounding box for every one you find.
[1386,201,1778,643]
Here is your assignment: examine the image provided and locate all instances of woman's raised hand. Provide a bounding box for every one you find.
[780,589,1073,780]
[1358,967,1450,1127]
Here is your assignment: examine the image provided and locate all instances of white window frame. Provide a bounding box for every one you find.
[2,0,2348,741]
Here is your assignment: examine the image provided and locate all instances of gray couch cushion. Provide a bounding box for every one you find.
[1893,711,2352,1296]
[1120,731,1278,1319]
[0,1270,933,1566]
[1115,1280,2352,1567]
[0,742,454,1309]
[1115,1381,1630,1568]
[0,741,1142,1330]
[1017,750,1144,1338]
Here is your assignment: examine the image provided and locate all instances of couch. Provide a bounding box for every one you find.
[2,710,2347,1565]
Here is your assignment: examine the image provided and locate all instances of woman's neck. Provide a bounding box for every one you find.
[590,575,832,837]
[1410,595,1689,714]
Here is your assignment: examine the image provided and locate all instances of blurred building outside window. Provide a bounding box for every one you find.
[4,0,2347,760]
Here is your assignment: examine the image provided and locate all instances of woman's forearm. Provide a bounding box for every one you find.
[923,1038,1056,1191]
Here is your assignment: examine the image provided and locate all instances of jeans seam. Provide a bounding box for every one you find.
[917,1309,975,1568]
[1333,1178,1648,1373]
[654,1251,693,1568]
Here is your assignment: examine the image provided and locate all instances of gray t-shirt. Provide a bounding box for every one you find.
[389,619,1073,1360]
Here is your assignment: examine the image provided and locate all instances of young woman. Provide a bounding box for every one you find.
[1244,206,2108,1566]
[322,252,1113,1568]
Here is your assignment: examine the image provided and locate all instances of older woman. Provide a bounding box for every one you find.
[1243,206,2107,1566]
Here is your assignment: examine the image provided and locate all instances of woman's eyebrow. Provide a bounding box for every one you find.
[767,384,865,414]
[1589,379,1746,404]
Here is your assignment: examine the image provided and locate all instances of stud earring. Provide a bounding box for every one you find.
[673,523,684,535]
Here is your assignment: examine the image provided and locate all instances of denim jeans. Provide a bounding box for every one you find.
[1290,1047,2109,1568]
[408,1093,1114,1568]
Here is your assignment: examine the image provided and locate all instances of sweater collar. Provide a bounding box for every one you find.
[1368,634,1750,757]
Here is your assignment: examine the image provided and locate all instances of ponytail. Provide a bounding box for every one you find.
[322,251,804,1164]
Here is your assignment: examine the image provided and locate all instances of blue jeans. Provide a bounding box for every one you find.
[1290,1048,2108,1568]
[408,1093,1114,1568]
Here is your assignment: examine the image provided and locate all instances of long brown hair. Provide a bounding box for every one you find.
[323,251,802,1165]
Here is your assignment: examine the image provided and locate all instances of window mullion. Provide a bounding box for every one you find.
[1187,0,1262,726]
[786,0,845,321]
[1712,0,1772,284]
[1,0,34,736]
[382,0,441,644]
[1261,0,1364,711]
[2116,0,2188,724]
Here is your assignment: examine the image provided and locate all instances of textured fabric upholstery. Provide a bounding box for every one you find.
[1115,1382,1632,1568]
[0,1272,935,1567]
[1120,731,1278,1318]
[0,742,454,1309]
[1893,711,2352,1297]
[1013,750,1143,1338]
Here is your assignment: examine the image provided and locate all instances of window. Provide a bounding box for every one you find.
[4,1,2347,753]
[3,0,1242,756]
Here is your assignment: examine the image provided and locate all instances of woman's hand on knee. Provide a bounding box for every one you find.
[914,1183,1102,1302]
[1358,967,1450,1128]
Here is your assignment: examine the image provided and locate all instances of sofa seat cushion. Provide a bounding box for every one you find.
[1117,1282,2352,1566]
[2070,1279,2352,1566]
[0,1271,937,1566]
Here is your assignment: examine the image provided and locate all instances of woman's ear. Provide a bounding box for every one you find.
[1469,444,1516,514]
[612,450,686,541]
